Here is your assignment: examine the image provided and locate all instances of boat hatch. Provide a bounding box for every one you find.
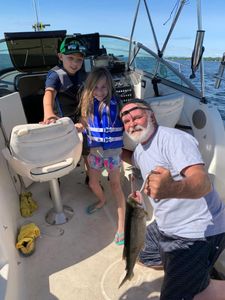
[4,30,66,72]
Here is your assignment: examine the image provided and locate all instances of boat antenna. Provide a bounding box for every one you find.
[32,0,50,31]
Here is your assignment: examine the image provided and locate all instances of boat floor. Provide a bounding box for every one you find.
[17,161,164,300]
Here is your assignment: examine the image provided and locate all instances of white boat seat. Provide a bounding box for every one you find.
[145,92,184,128]
[2,117,83,225]
[30,158,75,179]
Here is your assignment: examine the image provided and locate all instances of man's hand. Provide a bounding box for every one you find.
[143,166,174,201]
[143,164,211,201]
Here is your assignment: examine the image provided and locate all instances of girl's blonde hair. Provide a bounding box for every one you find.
[80,67,115,124]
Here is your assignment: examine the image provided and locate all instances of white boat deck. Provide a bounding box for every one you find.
[17,161,164,300]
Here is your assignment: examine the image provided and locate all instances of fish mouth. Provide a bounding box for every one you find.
[127,196,144,208]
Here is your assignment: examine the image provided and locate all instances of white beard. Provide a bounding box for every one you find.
[127,119,155,144]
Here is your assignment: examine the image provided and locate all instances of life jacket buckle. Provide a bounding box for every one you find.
[104,137,111,143]
[104,127,111,133]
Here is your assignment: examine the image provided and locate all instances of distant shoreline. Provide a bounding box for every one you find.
[166,57,221,62]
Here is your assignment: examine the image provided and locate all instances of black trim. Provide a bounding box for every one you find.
[175,124,192,130]
[4,30,67,40]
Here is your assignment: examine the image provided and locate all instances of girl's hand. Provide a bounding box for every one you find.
[75,122,84,132]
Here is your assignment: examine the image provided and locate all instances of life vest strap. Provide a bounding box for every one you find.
[87,135,123,143]
[88,126,123,133]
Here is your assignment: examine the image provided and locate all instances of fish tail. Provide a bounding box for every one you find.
[118,272,134,288]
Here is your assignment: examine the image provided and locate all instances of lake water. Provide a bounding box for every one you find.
[177,60,225,120]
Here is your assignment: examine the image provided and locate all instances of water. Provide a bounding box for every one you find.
[176,60,225,120]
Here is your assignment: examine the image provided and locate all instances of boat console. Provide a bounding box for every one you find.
[113,73,134,103]
[84,52,135,103]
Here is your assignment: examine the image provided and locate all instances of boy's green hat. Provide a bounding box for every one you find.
[59,37,86,55]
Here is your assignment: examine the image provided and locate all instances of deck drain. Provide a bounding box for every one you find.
[100,258,163,300]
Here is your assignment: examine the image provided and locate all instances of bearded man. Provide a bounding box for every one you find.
[120,99,225,300]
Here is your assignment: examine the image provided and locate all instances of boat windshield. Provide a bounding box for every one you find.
[100,35,200,96]
[0,34,200,98]
[0,39,14,74]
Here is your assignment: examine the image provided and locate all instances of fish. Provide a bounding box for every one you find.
[119,195,147,288]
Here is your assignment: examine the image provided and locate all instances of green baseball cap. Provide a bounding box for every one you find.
[59,37,86,56]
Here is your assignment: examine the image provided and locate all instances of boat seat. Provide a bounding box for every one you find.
[14,73,46,123]
[2,117,83,225]
[145,92,184,127]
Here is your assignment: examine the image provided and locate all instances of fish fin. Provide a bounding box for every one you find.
[118,272,134,289]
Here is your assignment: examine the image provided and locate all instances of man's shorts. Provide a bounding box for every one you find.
[87,153,121,171]
[139,220,225,300]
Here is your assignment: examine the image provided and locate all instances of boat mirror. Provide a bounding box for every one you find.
[190,30,205,79]
[215,53,225,89]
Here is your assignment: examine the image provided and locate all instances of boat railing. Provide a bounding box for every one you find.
[164,59,182,73]
[130,41,202,97]
[100,34,202,99]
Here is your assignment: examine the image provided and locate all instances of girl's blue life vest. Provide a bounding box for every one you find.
[87,97,124,150]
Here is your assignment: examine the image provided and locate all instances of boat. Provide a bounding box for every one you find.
[0,0,225,299]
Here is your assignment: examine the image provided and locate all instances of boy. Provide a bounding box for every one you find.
[42,36,86,124]
[42,37,89,182]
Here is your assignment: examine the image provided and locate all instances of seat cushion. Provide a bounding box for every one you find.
[147,93,184,128]
[10,117,80,165]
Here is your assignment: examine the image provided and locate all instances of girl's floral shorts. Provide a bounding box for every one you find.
[87,153,121,171]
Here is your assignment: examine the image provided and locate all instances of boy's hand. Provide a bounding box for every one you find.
[40,115,59,125]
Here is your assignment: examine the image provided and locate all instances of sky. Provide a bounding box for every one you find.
[1,0,225,57]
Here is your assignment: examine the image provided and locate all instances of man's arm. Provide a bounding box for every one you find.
[144,164,212,200]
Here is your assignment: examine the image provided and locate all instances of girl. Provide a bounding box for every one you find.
[80,67,125,245]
